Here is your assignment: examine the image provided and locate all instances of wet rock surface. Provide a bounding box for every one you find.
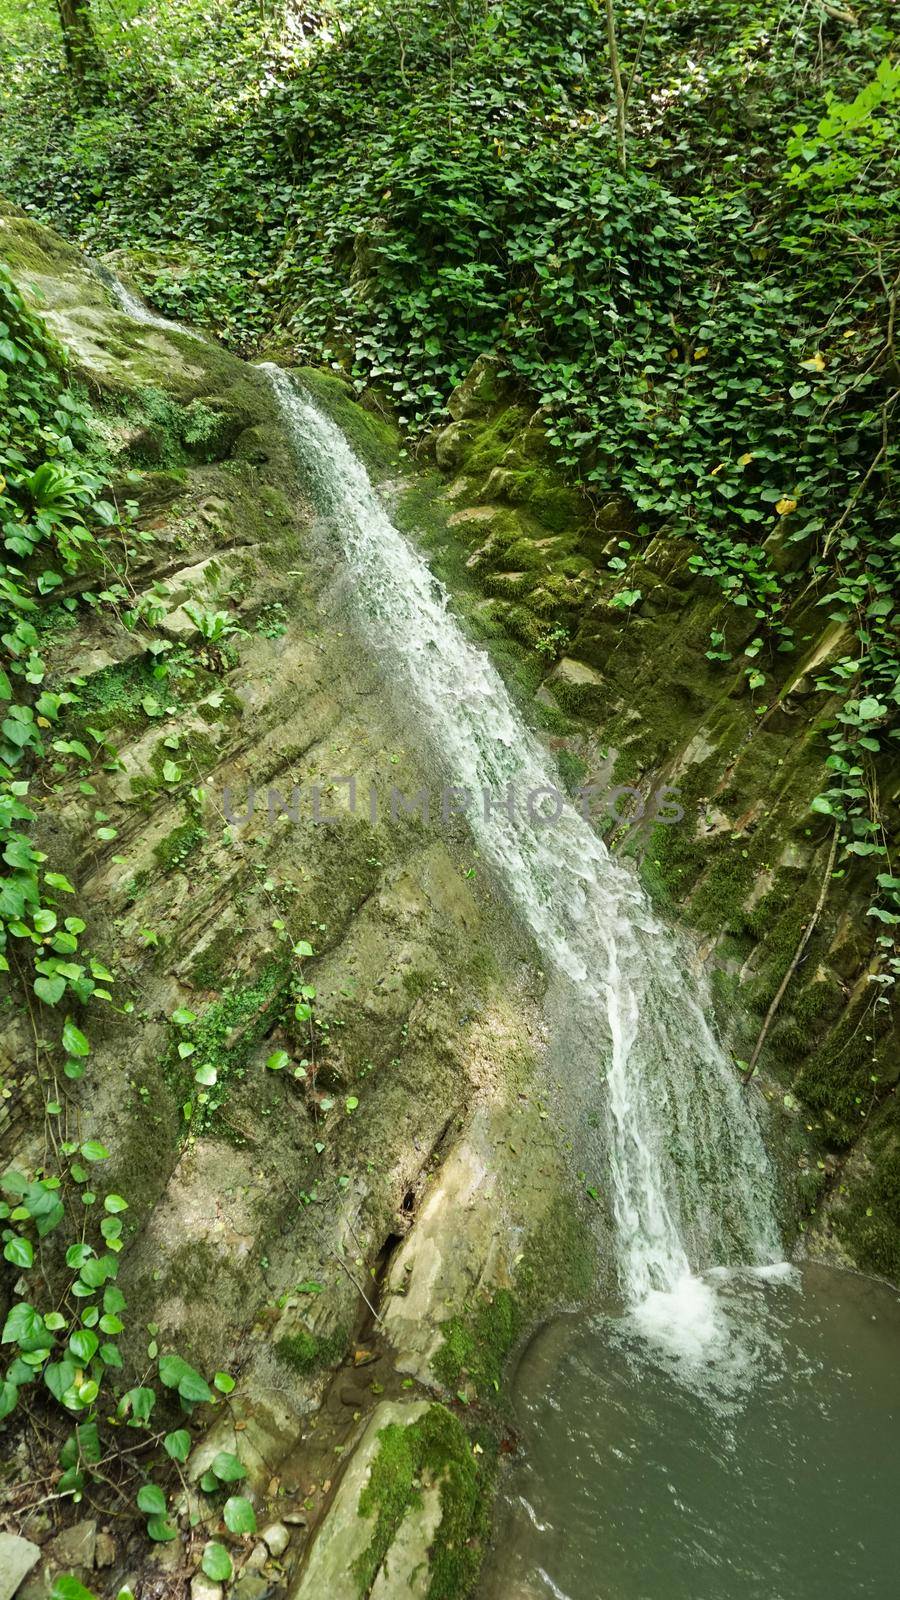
[397,362,900,1282]
[0,205,593,1600]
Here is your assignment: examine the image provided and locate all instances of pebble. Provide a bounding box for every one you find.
[339,1385,367,1408]
[261,1522,290,1558]
[230,1577,270,1600]
[47,1519,96,1572]
[150,1537,184,1572]
[0,1534,40,1600]
[94,1531,116,1569]
[245,1542,268,1572]
[190,1577,222,1600]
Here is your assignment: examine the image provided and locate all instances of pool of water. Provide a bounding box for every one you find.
[479,1265,900,1600]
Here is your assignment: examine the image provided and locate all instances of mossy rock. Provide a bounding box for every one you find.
[292,1400,494,1600]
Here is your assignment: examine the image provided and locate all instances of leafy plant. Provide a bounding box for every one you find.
[183,603,244,644]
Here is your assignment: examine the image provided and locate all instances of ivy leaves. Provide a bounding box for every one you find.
[1,1146,246,1539]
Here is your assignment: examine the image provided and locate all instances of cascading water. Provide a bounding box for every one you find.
[101,273,785,1377]
[259,366,785,1375]
[100,269,204,339]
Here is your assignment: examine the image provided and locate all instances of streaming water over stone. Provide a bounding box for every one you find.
[101,268,205,339]
[260,365,785,1374]
[101,266,785,1375]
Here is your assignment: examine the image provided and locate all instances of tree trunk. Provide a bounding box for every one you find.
[56,0,104,94]
[604,0,627,174]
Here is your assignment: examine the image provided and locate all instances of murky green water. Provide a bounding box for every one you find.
[481,1266,900,1600]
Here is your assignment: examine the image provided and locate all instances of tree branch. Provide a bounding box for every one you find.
[742,821,840,1085]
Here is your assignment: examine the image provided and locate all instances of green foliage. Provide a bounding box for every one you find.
[202,1543,233,1582]
[0,267,123,1013]
[0,0,896,1479]
[0,8,895,893]
[0,1156,227,1514]
[183,603,243,644]
[167,962,289,1132]
[0,246,250,1557]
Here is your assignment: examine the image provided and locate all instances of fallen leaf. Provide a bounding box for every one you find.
[776,497,798,515]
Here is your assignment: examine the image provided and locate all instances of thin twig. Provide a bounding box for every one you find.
[822,393,896,555]
[332,1252,383,1326]
[623,10,648,107]
[742,821,840,1085]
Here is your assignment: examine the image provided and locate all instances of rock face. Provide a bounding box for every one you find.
[288,1401,429,1599]
[420,365,900,1280]
[287,1401,481,1600]
[4,194,893,1600]
[0,204,595,1599]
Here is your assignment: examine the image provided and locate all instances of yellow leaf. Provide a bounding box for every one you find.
[843,328,857,339]
[738,452,754,467]
[694,346,709,360]
[36,716,50,729]
[800,352,825,372]
[709,462,727,477]
[0,474,6,494]
[776,497,798,515]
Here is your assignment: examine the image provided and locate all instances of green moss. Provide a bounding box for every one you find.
[402,967,431,998]
[641,821,707,909]
[152,818,206,872]
[743,900,812,1015]
[189,925,238,990]
[794,976,843,1027]
[794,999,890,1145]
[771,1016,812,1061]
[433,1288,521,1398]
[835,1123,900,1279]
[518,1191,596,1311]
[556,748,588,795]
[690,847,758,937]
[123,385,239,466]
[460,404,530,479]
[297,366,400,475]
[166,961,289,1131]
[69,655,170,732]
[796,1166,827,1213]
[33,600,81,644]
[354,1403,494,1600]
[148,728,218,786]
[275,1324,349,1374]
[500,465,588,533]
[69,645,220,738]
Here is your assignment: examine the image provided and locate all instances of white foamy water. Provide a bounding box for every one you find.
[102,269,205,340]
[97,267,786,1380]
[260,365,785,1376]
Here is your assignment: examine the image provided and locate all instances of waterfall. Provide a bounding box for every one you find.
[260,366,785,1374]
[100,268,204,339]
[100,272,784,1377]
